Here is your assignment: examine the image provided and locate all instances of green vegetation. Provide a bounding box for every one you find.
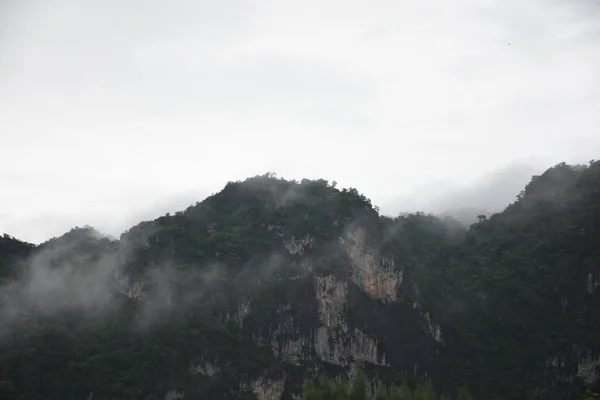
[0,162,599,399]
[301,369,468,400]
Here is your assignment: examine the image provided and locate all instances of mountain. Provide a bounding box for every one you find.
[0,163,599,400]
[380,162,539,223]
[437,207,492,227]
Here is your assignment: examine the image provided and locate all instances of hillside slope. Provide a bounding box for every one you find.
[0,162,599,399]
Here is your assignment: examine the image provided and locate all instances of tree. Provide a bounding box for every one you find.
[0,381,19,400]
[456,385,473,400]
[350,369,367,400]
[375,380,388,400]
[413,380,435,400]
[331,379,350,400]
[389,381,411,400]
[304,378,322,400]
[318,373,339,400]
[583,387,600,400]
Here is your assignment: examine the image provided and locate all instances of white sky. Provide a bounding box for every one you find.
[1,0,599,243]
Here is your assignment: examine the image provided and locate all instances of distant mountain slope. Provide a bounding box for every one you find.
[381,161,539,223]
[438,207,492,227]
[0,234,34,279]
[0,162,599,399]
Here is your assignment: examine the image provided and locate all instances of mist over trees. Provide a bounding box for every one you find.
[0,161,599,399]
[380,162,541,227]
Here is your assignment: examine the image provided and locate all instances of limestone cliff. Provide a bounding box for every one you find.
[345,227,401,303]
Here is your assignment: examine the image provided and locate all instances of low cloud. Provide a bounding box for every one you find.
[380,162,542,221]
[2,0,599,245]
[0,189,209,244]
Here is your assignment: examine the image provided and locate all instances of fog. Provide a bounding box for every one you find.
[2,0,599,243]
[0,211,307,337]
[379,161,545,225]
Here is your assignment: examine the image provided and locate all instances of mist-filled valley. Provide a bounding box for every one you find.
[0,161,598,399]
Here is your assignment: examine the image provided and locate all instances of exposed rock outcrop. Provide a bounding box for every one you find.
[252,377,285,400]
[164,389,184,400]
[577,355,600,384]
[345,228,401,302]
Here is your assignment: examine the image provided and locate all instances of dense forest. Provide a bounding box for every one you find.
[0,161,599,399]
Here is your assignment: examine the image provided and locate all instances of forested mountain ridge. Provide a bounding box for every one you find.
[0,161,599,400]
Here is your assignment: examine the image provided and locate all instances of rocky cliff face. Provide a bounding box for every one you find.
[5,166,599,399]
[204,222,446,399]
[345,227,401,303]
[174,178,450,398]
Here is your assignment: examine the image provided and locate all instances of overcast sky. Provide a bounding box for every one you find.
[1,0,599,243]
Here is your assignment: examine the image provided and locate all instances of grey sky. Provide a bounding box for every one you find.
[1,0,599,243]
